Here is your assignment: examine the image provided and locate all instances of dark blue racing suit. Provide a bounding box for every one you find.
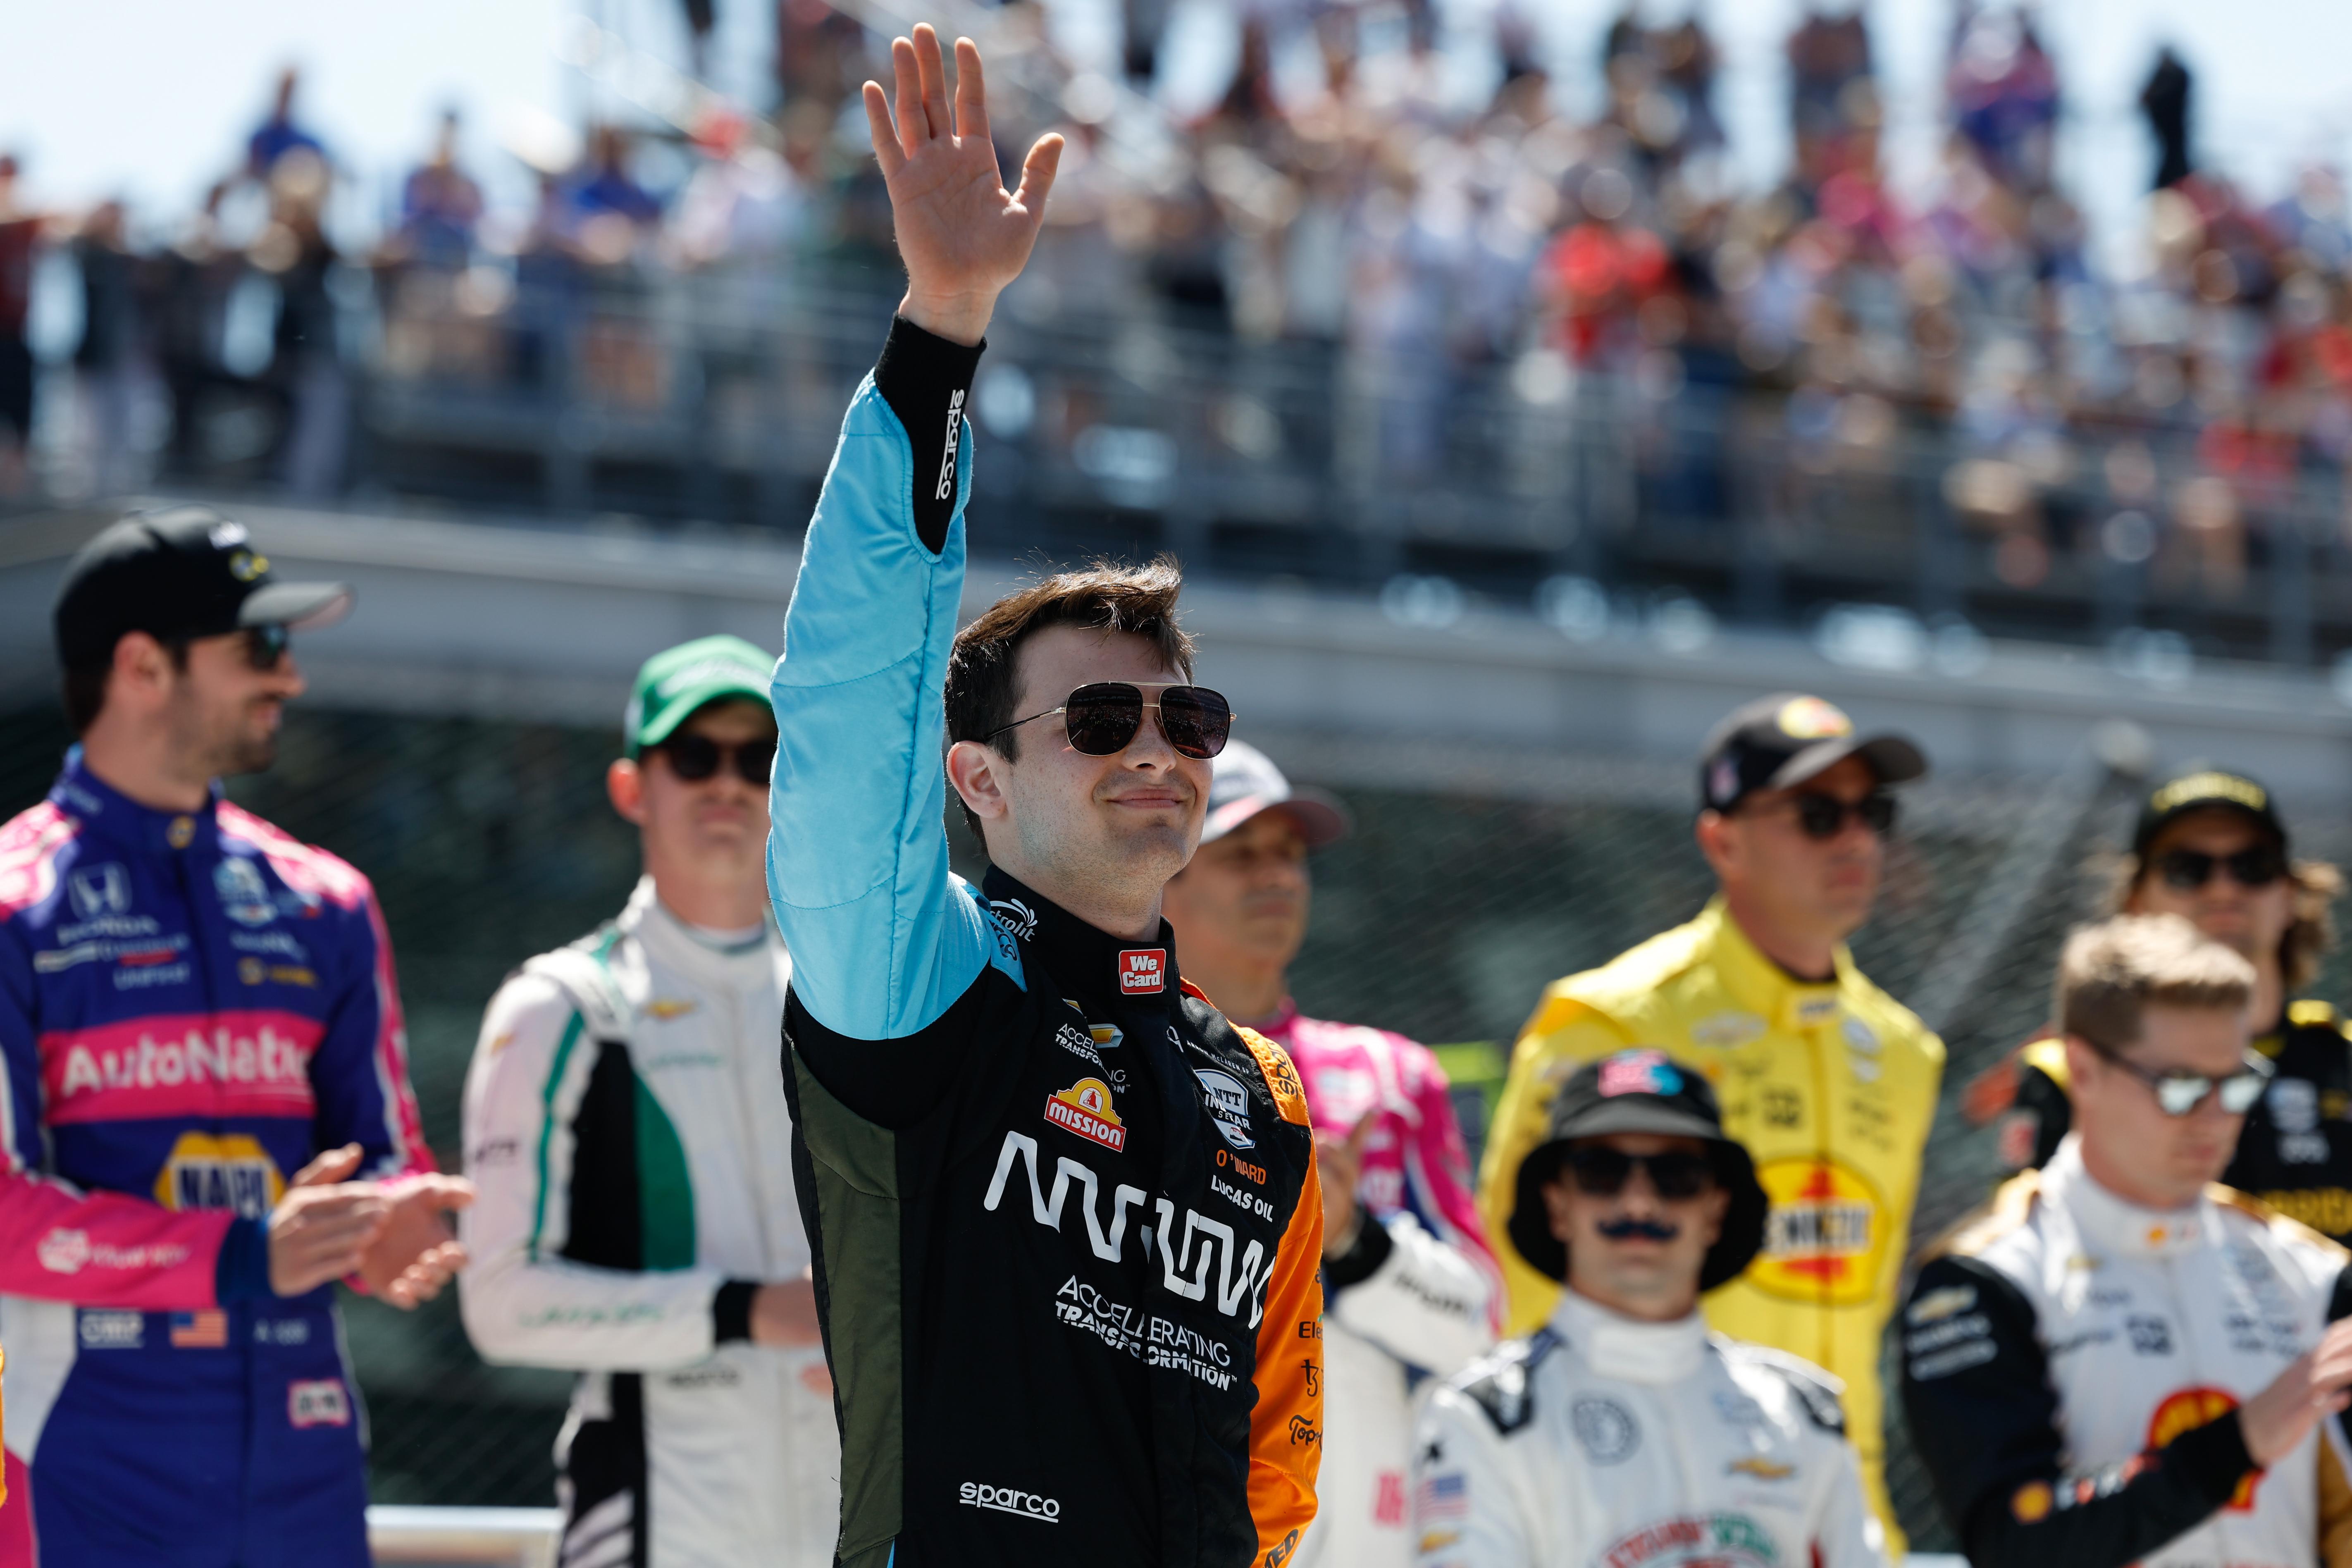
[0,751,432,1567]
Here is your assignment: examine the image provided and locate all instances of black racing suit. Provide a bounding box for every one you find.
[765,319,1324,1568]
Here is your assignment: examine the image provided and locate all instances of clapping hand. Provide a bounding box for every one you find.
[358,1171,474,1308]
[863,25,1062,346]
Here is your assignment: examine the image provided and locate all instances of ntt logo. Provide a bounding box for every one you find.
[959,1482,1062,1523]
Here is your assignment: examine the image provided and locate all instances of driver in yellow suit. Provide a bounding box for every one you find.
[1479,695,1944,1554]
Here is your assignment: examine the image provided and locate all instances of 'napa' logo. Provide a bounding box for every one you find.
[155,1131,284,1218]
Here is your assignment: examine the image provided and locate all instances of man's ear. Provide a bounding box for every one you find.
[1699,1183,1730,1247]
[607,758,647,826]
[110,631,177,717]
[947,740,1012,826]
[1541,1174,1577,1246]
[1694,808,1738,881]
[2061,1033,2100,1095]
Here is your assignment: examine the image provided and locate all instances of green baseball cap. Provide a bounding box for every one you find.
[623,635,775,757]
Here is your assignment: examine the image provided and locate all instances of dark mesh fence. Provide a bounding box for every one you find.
[6,699,2347,1548]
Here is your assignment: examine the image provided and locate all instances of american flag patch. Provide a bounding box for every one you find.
[170,1310,228,1348]
[1415,1473,1468,1520]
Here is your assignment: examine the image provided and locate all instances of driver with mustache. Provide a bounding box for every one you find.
[1410,1049,1889,1568]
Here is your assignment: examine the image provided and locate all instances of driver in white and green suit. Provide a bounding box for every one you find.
[459,636,840,1568]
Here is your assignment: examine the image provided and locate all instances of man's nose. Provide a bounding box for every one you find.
[276,654,308,699]
[1120,706,1180,768]
[1615,1170,1664,1212]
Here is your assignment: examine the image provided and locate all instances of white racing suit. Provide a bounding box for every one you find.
[1271,1006,1499,1568]
[459,879,838,1567]
[1901,1135,2352,1568]
[1310,1212,1498,1568]
[1409,1288,1887,1568]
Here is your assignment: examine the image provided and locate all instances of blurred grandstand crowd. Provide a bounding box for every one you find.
[6,3,2352,598]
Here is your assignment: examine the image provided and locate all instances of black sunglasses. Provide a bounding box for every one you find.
[2090,1043,2272,1117]
[173,625,291,671]
[1769,791,1899,841]
[1564,1147,1716,1200]
[986,682,1235,761]
[242,624,291,669]
[2155,846,2286,891]
[655,732,775,785]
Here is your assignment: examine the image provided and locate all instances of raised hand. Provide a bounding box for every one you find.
[1316,1110,1380,1259]
[862,25,1062,345]
[2241,1316,2352,1465]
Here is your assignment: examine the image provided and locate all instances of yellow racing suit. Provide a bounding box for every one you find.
[1477,897,1943,1551]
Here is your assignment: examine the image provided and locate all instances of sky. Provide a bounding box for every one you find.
[6,0,2352,265]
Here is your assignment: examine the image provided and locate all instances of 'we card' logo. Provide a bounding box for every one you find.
[1117,950,1165,995]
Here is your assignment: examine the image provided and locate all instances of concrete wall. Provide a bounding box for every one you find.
[7,501,2352,809]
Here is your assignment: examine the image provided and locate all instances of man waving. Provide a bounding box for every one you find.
[765,28,1322,1568]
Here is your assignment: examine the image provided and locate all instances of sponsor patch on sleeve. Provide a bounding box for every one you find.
[1238,1029,1312,1126]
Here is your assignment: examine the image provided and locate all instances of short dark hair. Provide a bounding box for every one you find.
[942,558,1195,834]
[61,638,189,737]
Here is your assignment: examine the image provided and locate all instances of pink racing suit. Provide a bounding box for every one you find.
[1256,1005,1500,1568]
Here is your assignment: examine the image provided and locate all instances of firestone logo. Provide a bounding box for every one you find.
[1117,949,1166,995]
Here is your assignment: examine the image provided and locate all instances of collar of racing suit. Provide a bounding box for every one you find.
[2042,1132,2219,1260]
[1696,895,1853,1032]
[52,746,225,854]
[979,865,1185,1012]
[1549,1284,1709,1383]
[619,876,783,989]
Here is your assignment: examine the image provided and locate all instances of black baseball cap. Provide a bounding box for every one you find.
[1506,1049,1768,1292]
[2132,768,2287,857]
[1698,692,1926,814]
[54,506,352,670]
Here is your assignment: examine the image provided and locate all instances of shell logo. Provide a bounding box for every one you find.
[1775,697,1853,740]
[2148,1388,2259,1510]
[1745,1157,1887,1305]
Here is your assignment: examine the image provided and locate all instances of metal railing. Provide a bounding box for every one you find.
[367,1506,560,1568]
[122,256,2352,670]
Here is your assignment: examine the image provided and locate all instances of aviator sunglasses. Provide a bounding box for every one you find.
[654,732,775,785]
[987,682,1236,760]
[1564,1147,1716,1200]
[2154,845,2287,891]
[2090,1043,2273,1117]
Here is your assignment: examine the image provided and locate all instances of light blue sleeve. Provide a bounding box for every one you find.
[765,374,1007,1041]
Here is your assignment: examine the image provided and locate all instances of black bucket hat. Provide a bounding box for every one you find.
[1507,1049,1769,1293]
